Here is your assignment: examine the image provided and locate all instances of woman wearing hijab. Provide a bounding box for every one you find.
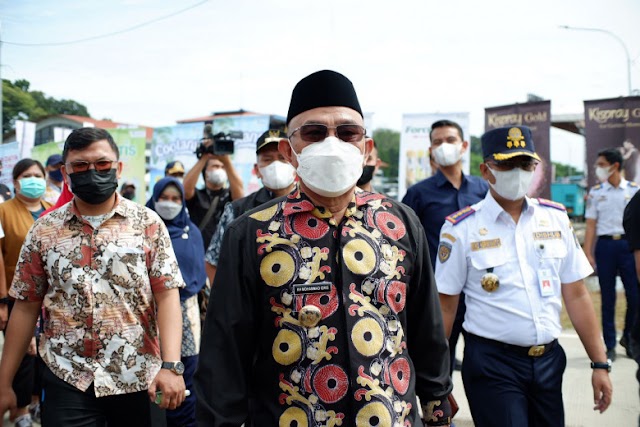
[150,177,206,427]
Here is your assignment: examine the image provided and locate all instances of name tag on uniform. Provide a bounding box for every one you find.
[533,231,562,240]
[470,239,501,251]
[293,283,331,295]
[538,269,555,297]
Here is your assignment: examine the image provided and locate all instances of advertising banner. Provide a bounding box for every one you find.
[584,97,640,186]
[484,101,551,199]
[398,112,470,200]
[15,120,36,160]
[0,142,20,195]
[150,115,271,198]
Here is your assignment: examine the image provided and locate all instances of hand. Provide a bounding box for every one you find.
[591,369,612,413]
[586,253,596,269]
[27,337,37,356]
[148,369,186,410]
[0,385,18,422]
[0,304,8,330]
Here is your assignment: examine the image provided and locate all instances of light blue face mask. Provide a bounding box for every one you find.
[18,177,46,199]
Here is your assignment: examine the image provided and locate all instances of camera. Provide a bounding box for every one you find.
[195,131,243,158]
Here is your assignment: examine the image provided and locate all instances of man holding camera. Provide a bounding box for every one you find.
[183,125,244,249]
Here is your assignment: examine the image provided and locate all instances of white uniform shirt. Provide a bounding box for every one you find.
[435,193,593,346]
[0,219,3,239]
[585,179,639,236]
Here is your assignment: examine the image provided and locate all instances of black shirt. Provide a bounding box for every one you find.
[624,191,640,250]
[195,188,452,426]
[186,187,231,249]
[0,184,12,202]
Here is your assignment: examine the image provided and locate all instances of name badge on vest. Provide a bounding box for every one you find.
[538,268,554,297]
[293,283,332,295]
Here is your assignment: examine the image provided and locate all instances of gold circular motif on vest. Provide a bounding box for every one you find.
[260,250,296,287]
[356,401,392,427]
[279,406,309,427]
[481,272,500,293]
[343,238,376,276]
[351,318,384,357]
[272,329,302,366]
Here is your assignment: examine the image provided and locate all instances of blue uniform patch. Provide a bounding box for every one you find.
[537,198,566,212]
[445,206,476,225]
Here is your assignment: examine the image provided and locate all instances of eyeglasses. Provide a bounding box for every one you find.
[67,160,116,173]
[487,160,539,172]
[288,124,366,143]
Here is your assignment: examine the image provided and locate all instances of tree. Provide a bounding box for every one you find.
[2,79,90,134]
[469,135,483,176]
[372,128,400,178]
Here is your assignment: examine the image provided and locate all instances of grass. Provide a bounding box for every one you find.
[561,290,628,331]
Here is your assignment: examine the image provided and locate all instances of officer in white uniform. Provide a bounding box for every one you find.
[583,147,639,361]
[436,126,612,427]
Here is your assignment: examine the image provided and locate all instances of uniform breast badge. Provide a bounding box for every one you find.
[481,268,499,293]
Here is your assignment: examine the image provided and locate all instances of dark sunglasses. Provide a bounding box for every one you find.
[288,124,366,143]
[67,160,116,173]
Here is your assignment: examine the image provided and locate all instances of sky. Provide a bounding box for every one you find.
[1,0,639,170]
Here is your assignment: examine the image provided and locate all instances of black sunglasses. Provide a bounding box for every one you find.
[288,124,366,143]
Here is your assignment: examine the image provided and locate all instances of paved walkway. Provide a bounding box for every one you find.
[450,332,639,427]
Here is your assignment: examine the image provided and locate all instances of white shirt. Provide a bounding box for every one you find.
[435,193,593,346]
[585,178,639,236]
[0,218,4,239]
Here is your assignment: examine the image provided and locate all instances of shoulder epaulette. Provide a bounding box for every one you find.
[629,181,638,187]
[445,206,476,225]
[591,184,602,191]
[537,198,566,212]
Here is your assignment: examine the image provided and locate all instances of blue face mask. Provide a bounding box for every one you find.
[18,177,46,199]
[49,168,63,182]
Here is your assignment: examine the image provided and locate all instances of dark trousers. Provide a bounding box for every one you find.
[166,355,198,427]
[462,334,566,427]
[449,293,465,374]
[41,366,152,427]
[3,300,35,408]
[595,238,639,350]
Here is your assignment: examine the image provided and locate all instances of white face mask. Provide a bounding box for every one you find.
[206,169,227,186]
[291,136,364,198]
[488,166,534,201]
[595,165,613,183]
[259,161,296,190]
[432,142,462,167]
[155,200,182,221]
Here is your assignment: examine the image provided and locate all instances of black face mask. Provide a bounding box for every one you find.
[122,190,135,200]
[69,169,118,205]
[357,165,376,186]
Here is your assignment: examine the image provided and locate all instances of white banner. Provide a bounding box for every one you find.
[15,120,36,160]
[398,112,470,200]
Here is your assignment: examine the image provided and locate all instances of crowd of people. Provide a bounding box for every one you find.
[0,69,637,427]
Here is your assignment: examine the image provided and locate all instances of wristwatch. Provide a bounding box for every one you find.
[161,361,185,375]
[590,360,612,372]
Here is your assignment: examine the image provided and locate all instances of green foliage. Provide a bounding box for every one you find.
[468,135,483,176]
[372,128,400,178]
[2,79,90,134]
[553,162,582,178]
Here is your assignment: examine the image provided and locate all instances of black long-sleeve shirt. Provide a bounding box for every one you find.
[195,188,452,426]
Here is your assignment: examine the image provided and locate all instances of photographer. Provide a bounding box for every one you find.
[183,125,244,249]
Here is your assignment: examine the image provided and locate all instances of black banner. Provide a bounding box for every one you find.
[584,97,640,187]
[485,101,552,199]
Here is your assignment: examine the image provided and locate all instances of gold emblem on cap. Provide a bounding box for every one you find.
[299,305,322,328]
[479,227,488,236]
[506,127,525,149]
[481,272,500,292]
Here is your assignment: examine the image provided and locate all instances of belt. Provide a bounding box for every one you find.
[599,234,625,240]
[466,333,557,357]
